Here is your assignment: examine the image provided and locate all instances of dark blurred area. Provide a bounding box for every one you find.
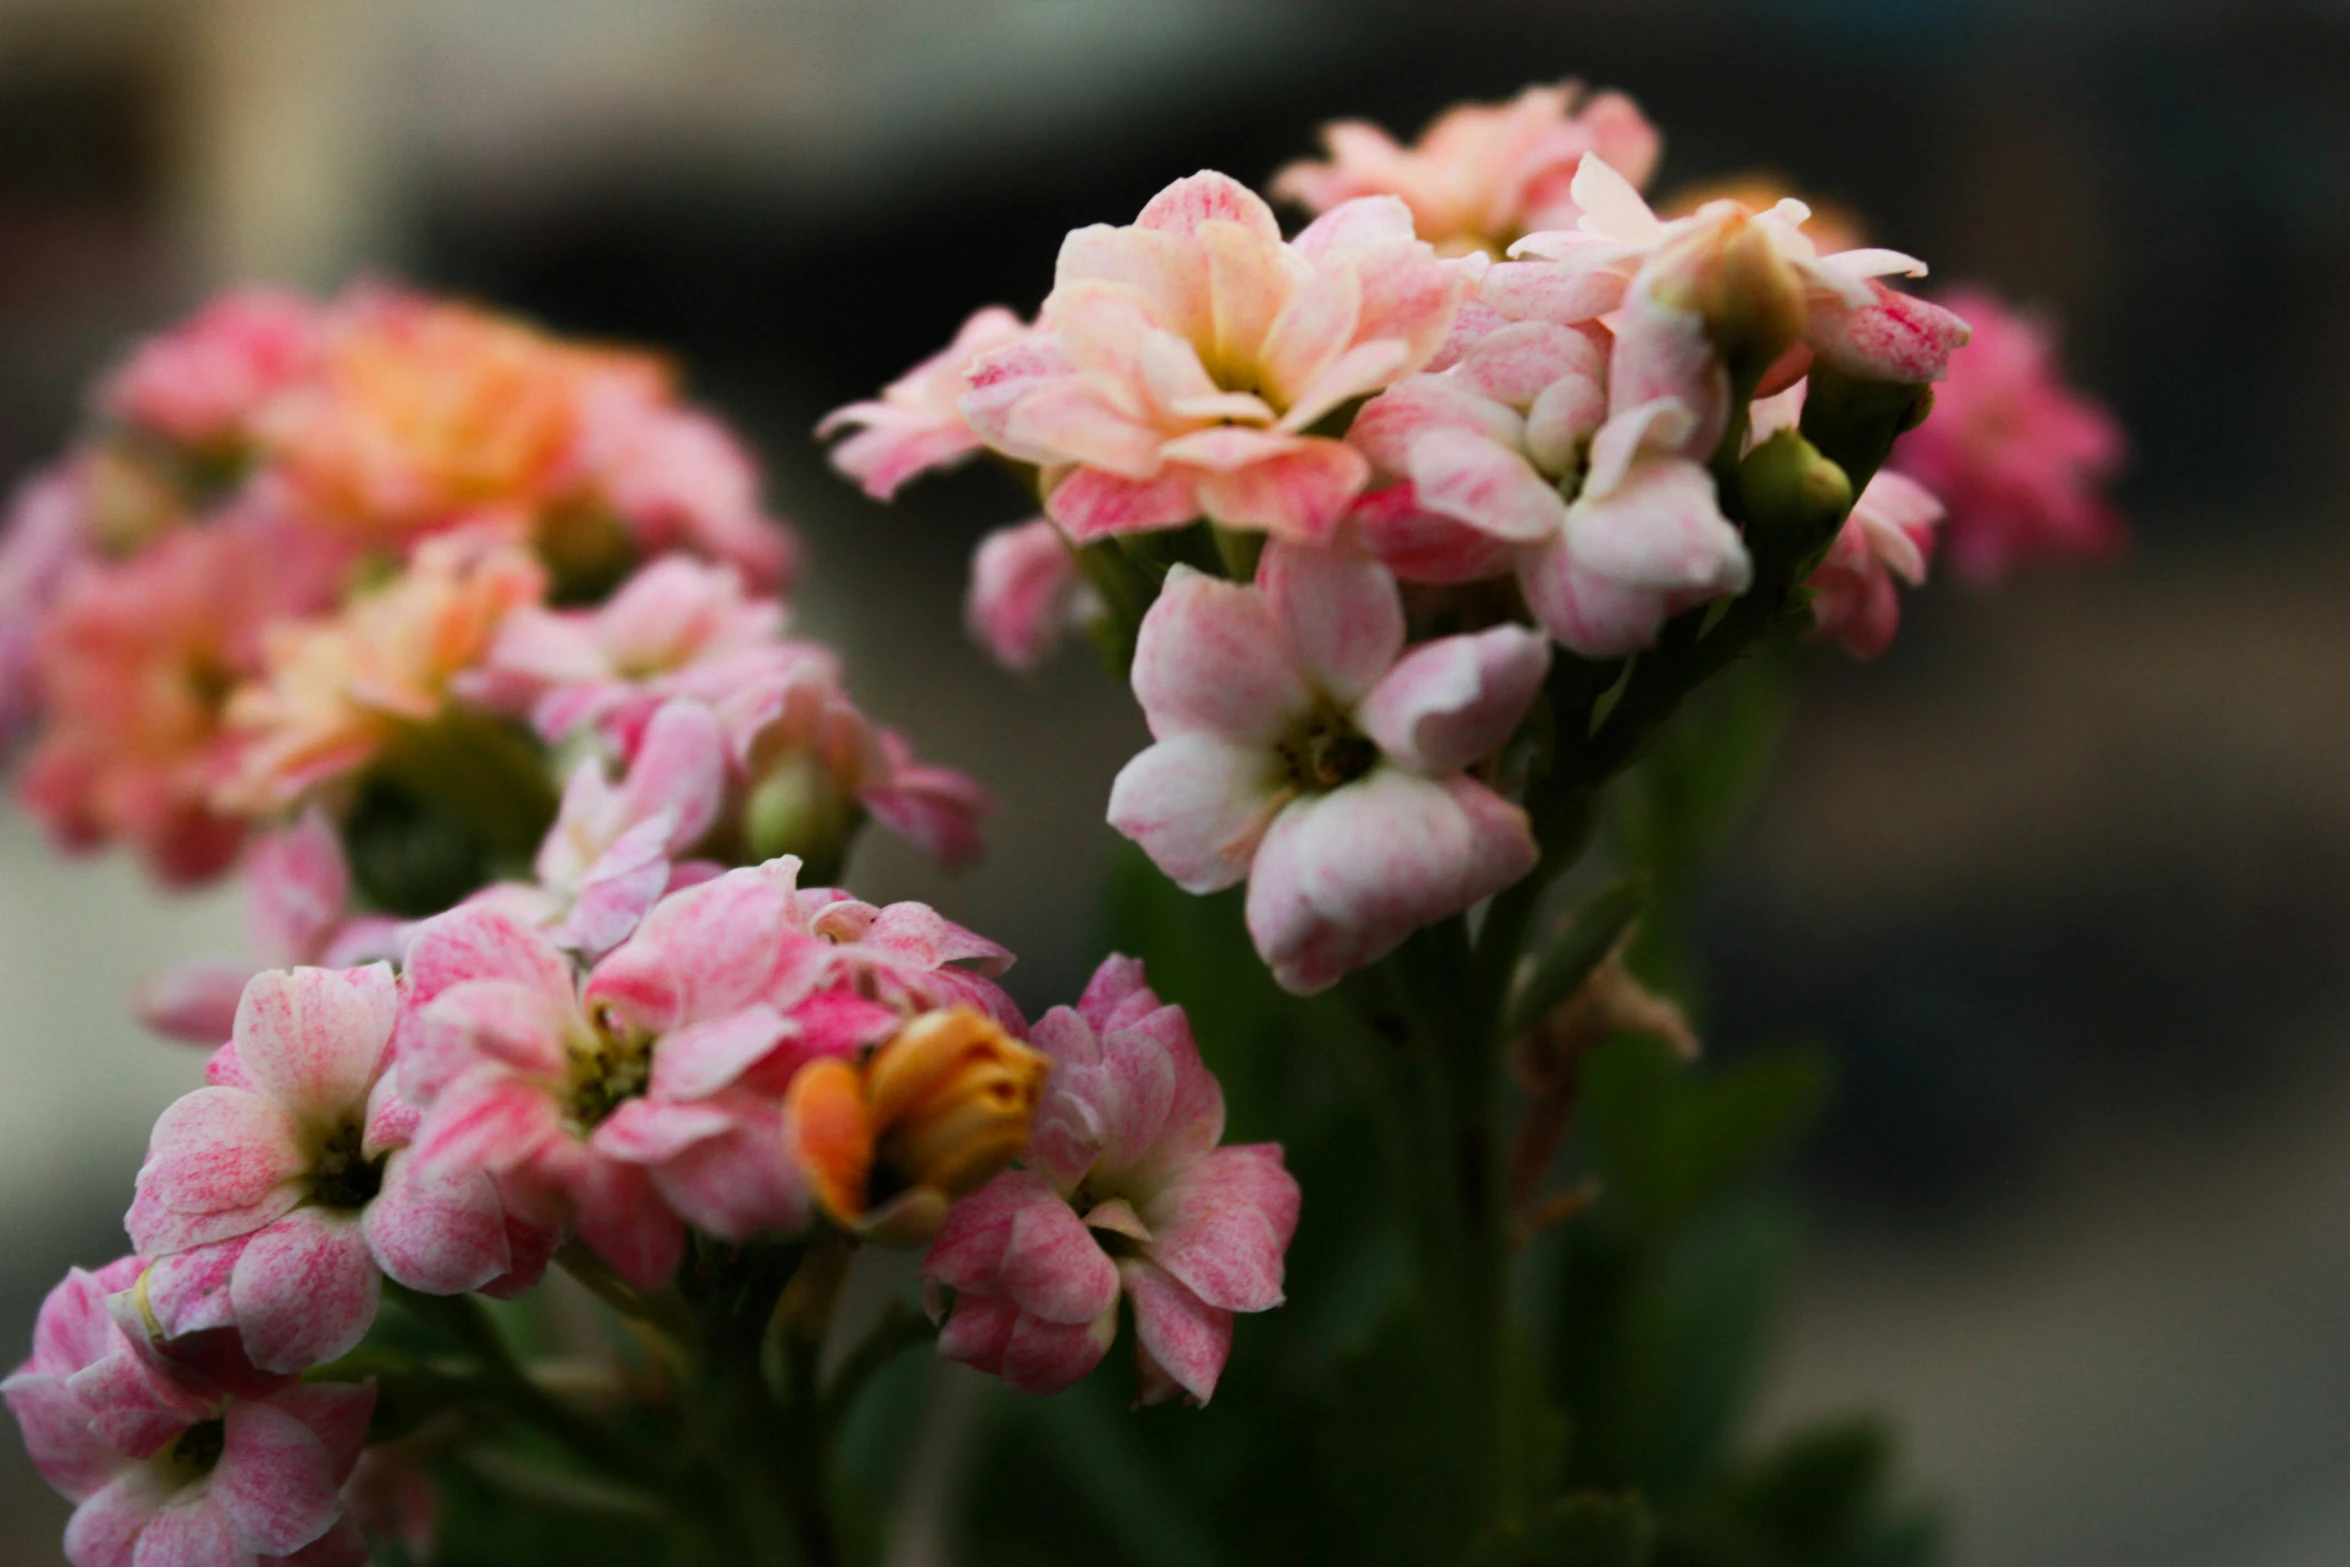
[0,3,2344,1564]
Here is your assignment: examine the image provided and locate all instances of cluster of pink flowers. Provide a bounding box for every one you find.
[0,283,981,898]
[14,856,1295,1558]
[824,81,2120,993]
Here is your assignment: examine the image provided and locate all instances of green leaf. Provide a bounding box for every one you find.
[1457,1493,1654,1567]
[1504,876,1648,1042]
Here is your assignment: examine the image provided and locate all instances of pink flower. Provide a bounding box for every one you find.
[1806,469,1943,659]
[1505,157,1967,388]
[572,375,800,592]
[819,307,1033,500]
[1273,81,1662,257]
[398,868,837,1280]
[965,518,1086,670]
[141,811,403,1046]
[1888,287,2125,583]
[127,965,517,1374]
[769,864,1023,1040]
[4,1259,375,1567]
[21,511,349,883]
[100,289,326,454]
[0,461,98,759]
[923,955,1298,1405]
[963,172,1460,545]
[1107,544,1547,993]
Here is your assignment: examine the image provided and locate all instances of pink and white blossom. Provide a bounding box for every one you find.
[1887,287,2125,583]
[1805,469,1944,659]
[5,1258,375,1567]
[965,518,1087,670]
[962,172,1460,545]
[1273,81,1662,257]
[1107,544,1547,993]
[127,965,519,1374]
[923,955,1298,1405]
[819,307,1033,500]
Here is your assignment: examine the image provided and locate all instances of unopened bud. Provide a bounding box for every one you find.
[743,747,861,884]
[1737,428,1852,577]
[784,1007,1049,1244]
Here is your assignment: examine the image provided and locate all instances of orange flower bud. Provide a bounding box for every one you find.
[785,1007,1048,1244]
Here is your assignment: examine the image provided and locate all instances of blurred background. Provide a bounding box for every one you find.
[0,0,2344,1562]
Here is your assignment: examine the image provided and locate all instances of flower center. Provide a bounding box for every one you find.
[1278,707,1378,793]
[308,1122,386,1211]
[564,1005,655,1132]
[167,1418,225,1480]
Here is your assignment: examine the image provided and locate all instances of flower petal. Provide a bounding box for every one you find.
[1121,1259,1233,1406]
[212,1398,343,1554]
[1128,566,1310,744]
[229,1210,381,1373]
[232,967,392,1126]
[1107,734,1289,896]
[1355,626,1550,776]
[1259,541,1403,706]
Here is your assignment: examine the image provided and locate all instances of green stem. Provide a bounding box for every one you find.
[818,1302,935,1438]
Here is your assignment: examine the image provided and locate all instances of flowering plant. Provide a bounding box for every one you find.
[1,80,2120,1567]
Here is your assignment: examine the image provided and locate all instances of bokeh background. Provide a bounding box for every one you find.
[0,1,2345,1563]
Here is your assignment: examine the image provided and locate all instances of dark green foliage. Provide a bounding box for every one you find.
[1458,1493,1654,1567]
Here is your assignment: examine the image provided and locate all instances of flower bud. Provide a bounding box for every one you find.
[1646,206,1806,386]
[785,1006,1049,1244]
[743,746,862,884]
[1736,428,1853,576]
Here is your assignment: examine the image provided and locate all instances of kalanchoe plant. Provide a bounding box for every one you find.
[0,77,2124,1567]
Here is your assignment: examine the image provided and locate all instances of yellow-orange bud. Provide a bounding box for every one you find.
[785,1007,1049,1245]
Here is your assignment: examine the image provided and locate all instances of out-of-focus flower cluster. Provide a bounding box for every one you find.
[0,284,984,909]
[823,80,2124,995]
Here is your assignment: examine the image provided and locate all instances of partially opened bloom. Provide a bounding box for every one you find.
[4,1259,373,1567]
[22,512,348,882]
[769,867,1023,1038]
[819,307,1032,500]
[923,955,1298,1405]
[141,811,402,1045]
[1108,544,1547,993]
[1273,81,1662,257]
[966,518,1087,670]
[223,531,546,812]
[127,965,516,1373]
[1888,286,2125,582]
[963,172,1459,544]
[1806,469,1944,659]
[100,289,325,456]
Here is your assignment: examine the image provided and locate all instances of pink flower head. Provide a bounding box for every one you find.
[100,289,326,455]
[571,374,800,592]
[127,965,520,1374]
[923,955,1298,1405]
[1888,287,2126,583]
[0,460,98,759]
[767,860,1022,1042]
[963,173,1461,546]
[1107,544,1547,993]
[966,518,1087,670]
[515,698,729,957]
[21,512,349,883]
[5,1258,374,1567]
[1273,81,1662,257]
[819,307,1034,500]
[399,866,859,1279]
[1505,157,1967,390]
[142,811,403,1046]
[1806,469,1944,660]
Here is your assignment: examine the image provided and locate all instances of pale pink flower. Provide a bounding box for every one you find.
[965,518,1086,670]
[1888,287,2125,583]
[1806,469,1944,659]
[571,375,800,592]
[501,699,729,958]
[1504,156,1967,389]
[923,955,1298,1405]
[1107,544,1547,993]
[142,811,403,1046]
[399,866,858,1279]
[1273,81,1662,257]
[4,1259,373,1567]
[819,307,1033,500]
[222,531,547,813]
[963,172,1460,545]
[100,289,326,454]
[127,965,516,1373]
[21,512,349,883]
